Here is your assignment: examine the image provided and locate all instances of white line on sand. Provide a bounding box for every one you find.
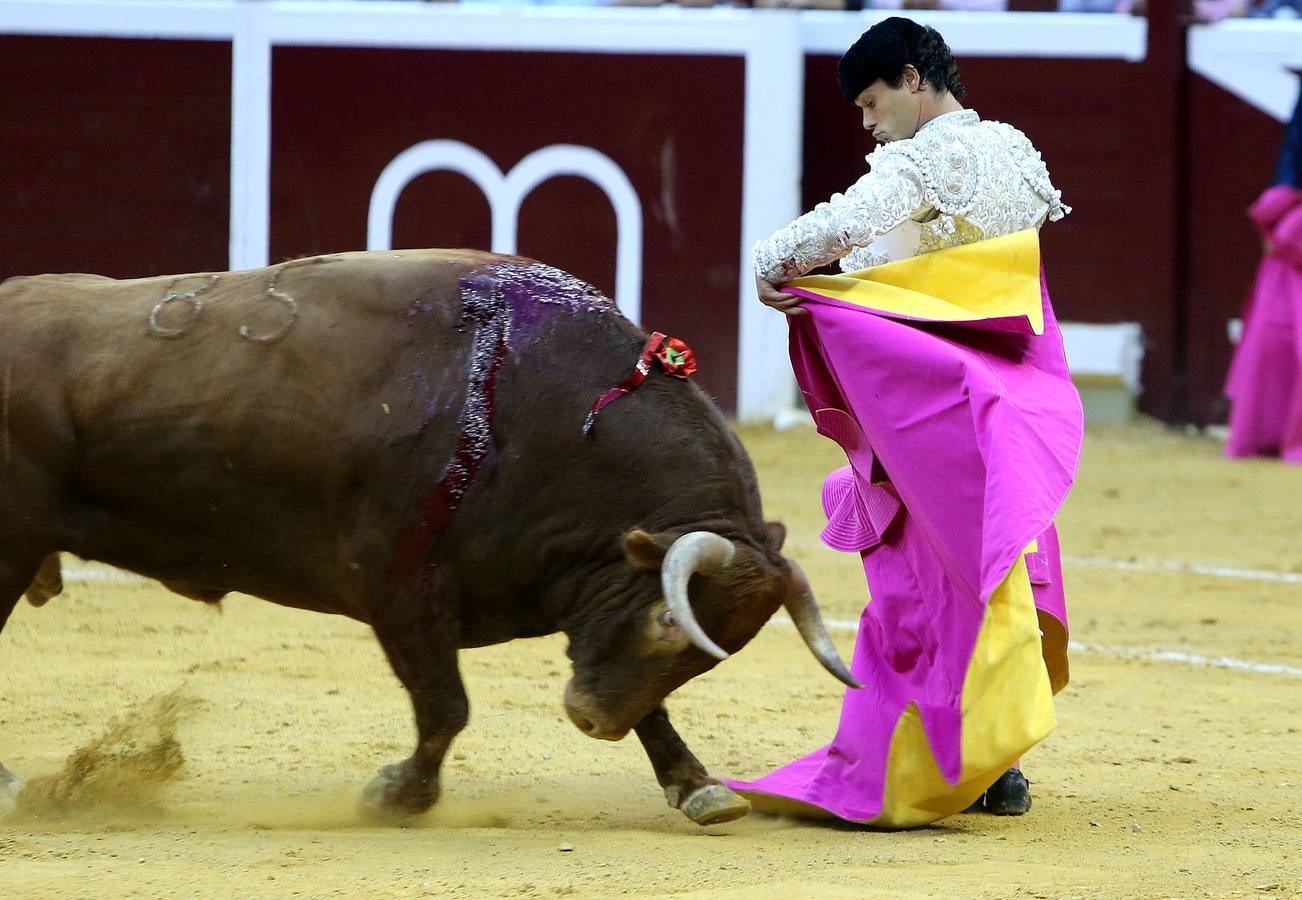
[1065,641,1302,678]
[1063,554,1302,585]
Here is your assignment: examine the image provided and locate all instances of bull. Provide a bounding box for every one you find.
[0,250,857,825]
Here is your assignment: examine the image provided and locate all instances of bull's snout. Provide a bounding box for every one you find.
[563,680,629,742]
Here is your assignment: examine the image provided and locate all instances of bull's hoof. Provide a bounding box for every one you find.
[680,783,750,826]
[984,767,1032,816]
[359,763,436,820]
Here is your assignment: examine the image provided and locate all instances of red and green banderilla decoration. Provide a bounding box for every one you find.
[583,332,698,436]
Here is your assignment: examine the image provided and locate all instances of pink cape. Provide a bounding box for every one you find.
[1225,186,1302,462]
[726,271,1082,825]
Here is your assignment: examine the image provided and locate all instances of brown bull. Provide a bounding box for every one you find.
[0,250,856,825]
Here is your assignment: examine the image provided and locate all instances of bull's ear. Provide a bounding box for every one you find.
[624,529,672,571]
[765,521,787,553]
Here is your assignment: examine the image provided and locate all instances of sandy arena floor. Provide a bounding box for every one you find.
[2,419,1300,898]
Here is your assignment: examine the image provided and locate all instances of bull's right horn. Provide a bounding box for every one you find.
[785,559,863,689]
[661,532,736,661]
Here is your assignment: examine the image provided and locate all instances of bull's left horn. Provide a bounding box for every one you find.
[785,559,863,689]
[661,532,736,661]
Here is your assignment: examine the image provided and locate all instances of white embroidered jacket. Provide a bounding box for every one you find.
[752,109,1070,283]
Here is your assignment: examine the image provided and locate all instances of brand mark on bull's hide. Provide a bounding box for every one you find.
[146,256,332,344]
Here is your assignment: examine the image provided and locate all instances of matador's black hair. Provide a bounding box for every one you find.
[837,17,966,104]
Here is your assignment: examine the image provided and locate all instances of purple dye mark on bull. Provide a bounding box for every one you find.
[485,261,616,337]
[396,272,511,570]
[394,262,619,571]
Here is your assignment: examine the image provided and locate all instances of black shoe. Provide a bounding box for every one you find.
[983,767,1032,816]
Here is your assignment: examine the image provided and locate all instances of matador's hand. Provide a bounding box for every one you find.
[756,276,807,317]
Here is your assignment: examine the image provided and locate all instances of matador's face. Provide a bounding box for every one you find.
[854,67,925,144]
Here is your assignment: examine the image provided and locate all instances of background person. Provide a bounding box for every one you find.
[1224,78,1302,461]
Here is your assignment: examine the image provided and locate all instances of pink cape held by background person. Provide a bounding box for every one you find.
[1224,185,1302,462]
[727,229,1084,828]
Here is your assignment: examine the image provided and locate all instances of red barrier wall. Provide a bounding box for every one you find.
[0,36,230,280]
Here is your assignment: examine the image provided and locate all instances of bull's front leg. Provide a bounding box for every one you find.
[634,706,750,826]
[361,583,468,818]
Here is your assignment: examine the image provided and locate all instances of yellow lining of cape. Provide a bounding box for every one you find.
[872,547,1056,828]
[790,229,1045,335]
[738,543,1059,829]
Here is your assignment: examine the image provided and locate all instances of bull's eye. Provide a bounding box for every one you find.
[644,603,688,655]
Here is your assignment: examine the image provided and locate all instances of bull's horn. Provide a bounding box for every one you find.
[785,559,864,689]
[661,532,736,661]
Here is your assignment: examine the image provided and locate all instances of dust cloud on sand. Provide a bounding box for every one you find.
[12,690,194,820]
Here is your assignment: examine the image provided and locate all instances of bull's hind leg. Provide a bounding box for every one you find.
[634,706,750,826]
[0,583,19,812]
[361,575,468,818]
[0,559,35,632]
[0,555,44,814]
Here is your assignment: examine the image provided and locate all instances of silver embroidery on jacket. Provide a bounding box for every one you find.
[752,109,1071,282]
